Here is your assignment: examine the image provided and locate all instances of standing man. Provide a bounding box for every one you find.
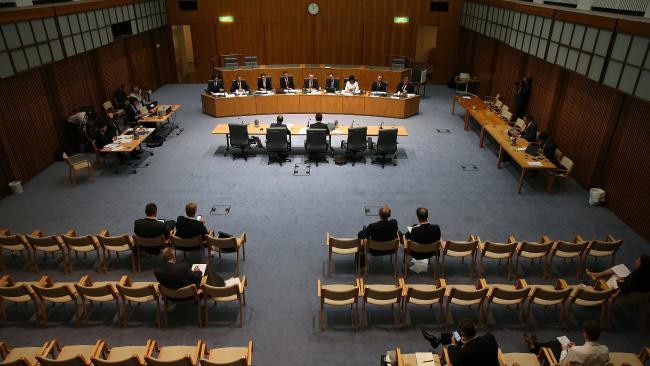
[404,207,441,260]
[230,75,249,93]
[303,74,320,91]
[396,76,414,94]
[514,77,531,118]
[371,75,387,92]
[258,73,272,91]
[280,71,295,90]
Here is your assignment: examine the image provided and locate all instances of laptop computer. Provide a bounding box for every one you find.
[525,145,540,156]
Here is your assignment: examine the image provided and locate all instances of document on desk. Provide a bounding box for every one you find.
[103,143,121,150]
[527,162,543,166]
[192,264,207,275]
[415,352,436,365]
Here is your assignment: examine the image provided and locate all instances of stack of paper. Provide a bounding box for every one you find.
[415,352,435,365]
[527,161,543,166]
[410,258,429,274]
[192,264,207,275]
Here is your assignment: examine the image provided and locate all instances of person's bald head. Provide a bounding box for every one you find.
[379,205,391,220]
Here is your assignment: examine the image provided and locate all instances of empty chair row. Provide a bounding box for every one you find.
[0,274,247,328]
[326,233,623,279]
[317,277,620,331]
[0,228,246,274]
[0,339,252,366]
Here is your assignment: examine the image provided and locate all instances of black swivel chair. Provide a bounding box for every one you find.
[370,128,398,168]
[342,126,368,165]
[227,124,254,161]
[304,128,329,166]
[266,127,291,166]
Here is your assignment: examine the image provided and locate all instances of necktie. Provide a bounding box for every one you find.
[285,77,289,88]
[330,79,334,88]
[238,82,241,90]
[309,80,312,88]
[402,84,407,92]
[262,80,265,88]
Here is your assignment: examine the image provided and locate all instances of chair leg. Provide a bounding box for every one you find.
[320,304,324,331]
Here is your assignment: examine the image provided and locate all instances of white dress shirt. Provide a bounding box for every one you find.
[560,342,609,366]
[344,81,359,93]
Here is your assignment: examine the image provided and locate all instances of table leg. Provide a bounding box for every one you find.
[224,133,231,156]
[497,147,503,169]
[547,173,556,193]
[451,98,456,115]
[464,114,470,131]
[479,127,486,148]
[518,168,526,194]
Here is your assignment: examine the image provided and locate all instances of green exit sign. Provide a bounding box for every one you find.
[218,16,235,23]
[393,17,409,24]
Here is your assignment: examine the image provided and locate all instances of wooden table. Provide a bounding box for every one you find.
[100,128,155,153]
[201,92,420,119]
[138,104,182,125]
[452,95,557,193]
[395,349,442,366]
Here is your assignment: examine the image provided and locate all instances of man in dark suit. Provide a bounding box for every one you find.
[514,77,531,118]
[134,203,176,255]
[519,114,537,142]
[358,205,399,266]
[257,73,272,91]
[404,207,441,260]
[280,71,295,89]
[395,76,415,94]
[309,113,329,133]
[230,75,250,93]
[154,247,202,290]
[422,318,499,366]
[303,74,320,91]
[270,114,291,146]
[125,97,143,124]
[208,75,224,93]
[175,202,209,240]
[324,73,339,93]
[371,75,388,92]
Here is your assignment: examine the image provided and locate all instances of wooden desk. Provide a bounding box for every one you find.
[99,128,155,153]
[211,123,408,136]
[138,104,182,124]
[201,92,420,119]
[400,353,442,366]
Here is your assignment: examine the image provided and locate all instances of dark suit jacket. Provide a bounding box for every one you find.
[175,216,208,239]
[324,78,339,92]
[309,121,329,134]
[94,130,112,149]
[405,223,441,260]
[515,83,531,106]
[358,219,399,242]
[126,104,139,122]
[520,121,537,142]
[371,81,387,92]
[270,122,291,137]
[134,217,175,238]
[208,80,224,93]
[230,80,250,92]
[280,76,295,89]
[154,262,202,290]
[447,333,499,366]
[619,266,650,295]
[257,78,272,90]
[396,82,415,94]
[303,79,320,90]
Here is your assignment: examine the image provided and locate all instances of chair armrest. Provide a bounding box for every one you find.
[31,230,43,238]
[240,276,247,293]
[246,340,253,366]
[497,349,506,366]
[144,340,155,358]
[78,275,91,286]
[437,278,447,288]
[605,234,617,242]
[317,279,322,298]
[595,279,609,291]
[478,278,488,289]
[325,232,331,246]
[357,278,364,296]
[238,232,246,244]
[556,279,569,290]
[640,347,650,363]
[541,235,551,244]
[64,230,76,237]
[0,228,8,236]
[192,340,205,365]
[119,275,131,286]
[574,235,585,243]
[38,275,52,287]
[516,278,528,289]
[469,234,481,244]
[200,276,208,286]
[506,235,517,244]
[442,348,452,366]
[92,340,106,359]
[540,347,558,365]
[0,342,8,358]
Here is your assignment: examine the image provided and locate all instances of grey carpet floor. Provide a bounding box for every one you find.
[0,85,648,364]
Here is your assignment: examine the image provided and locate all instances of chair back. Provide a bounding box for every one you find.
[328,236,361,251]
[559,156,574,172]
[171,236,204,250]
[490,286,530,301]
[31,284,75,302]
[102,101,114,112]
[364,285,402,302]
[97,234,133,250]
[74,283,117,301]
[572,287,615,304]
[158,284,198,300]
[376,129,398,154]
[501,109,513,120]
[202,283,239,299]
[62,152,73,168]
[116,283,158,302]
[407,240,441,255]
[228,124,250,147]
[514,118,526,130]
[145,356,194,366]
[553,240,587,256]
[206,236,238,250]
[518,241,553,256]
[133,235,165,249]
[92,356,142,366]
[482,241,517,256]
[26,235,62,250]
[530,287,571,303]
[346,127,368,152]
[0,233,27,249]
[200,357,247,366]
[321,285,358,303]
[62,235,97,250]
[587,239,622,255]
[494,100,503,109]
[444,240,478,256]
[37,356,89,366]
[305,128,328,153]
[0,284,34,302]
[366,238,399,252]
[448,287,488,304]
[266,127,289,152]
[554,149,563,162]
[406,285,445,302]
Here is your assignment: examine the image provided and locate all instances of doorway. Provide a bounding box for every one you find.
[171,25,196,83]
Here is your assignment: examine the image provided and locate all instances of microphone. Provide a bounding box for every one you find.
[351,120,354,128]
[379,121,383,129]
[238,117,243,124]
[307,118,311,127]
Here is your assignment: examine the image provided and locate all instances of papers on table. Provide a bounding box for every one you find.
[390,96,401,99]
[225,93,236,98]
[557,336,571,345]
[527,161,543,166]
[192,264,207,276]
[415,352,435,365]
[516,147,527,151]
[102,143,121,151]
[409,258,429,274]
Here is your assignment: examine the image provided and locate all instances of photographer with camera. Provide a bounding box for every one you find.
[421,318,499,366]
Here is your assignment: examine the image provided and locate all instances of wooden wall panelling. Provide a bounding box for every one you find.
[94,40,131,101]
[362,24,415,66]
[191,23,218,82]
[48,53,103,123]
[457,28,475,75]
[523,55,561,133]
[215,23,266,65]
[313,22,363,65]
[126,33,158,90]
[551,72,622,187]
[490,43,525,109]
[152,27,176,86]
[601,96,650,242]
[264,23,314,65]
[471,34,496,97]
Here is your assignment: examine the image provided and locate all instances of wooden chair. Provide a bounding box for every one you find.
[317,278,360,331]
[527,279,571,328]
[62,152,94,187]
[484,279,530,328]
[116,275,161,327]
[97,230,136,273]
[582,234,623,269]
[360,278,403,329]
[473,235,517,279]
[31,275,80,326]
[92,340,155,366]
[200,340,253,366]
[548,235,588,279]
[608,346,650,366]
[74,275,121,326]
[0,229,33,272]
[0,275,42,325]
[401,278,446,329]
[102,100,125,118]
[0,340,55,366]
[25,231,70,273]
[206,233,246,276]
[145,340,205,366]
[546,155,574,192]
[202,276,247,327]
[170,235,208,261]
[511,236,553,279]
[567,280,616,327]
[444,279,489,329]
[498,347,554,366]
[36,339,104,366]
[132,235,167,272]
[402,239,441,279]
[500,108,513,122]
[158,283,202,327]
[514,118,526,131]
[61,230,102,273]
[364,238,400,277]
[554,148,564,163]
[325,233,361,275]
[441,238,478,278]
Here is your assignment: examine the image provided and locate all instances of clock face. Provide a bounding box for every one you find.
[308,2,319,15]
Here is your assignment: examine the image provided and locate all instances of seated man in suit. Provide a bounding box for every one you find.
[324,73,339,92]
[519,114,537,142]
[257,73,272,91]
[371,75,388,92]
[154,247,202,290]
[358,205,399,266]
[230,75,250,93]
[280,71,295,90]
[303,74,320,91]
[396,76,415,94]
[134,203,176,255]
[175,202,209,240]
[208,74,225,93]
[125,97,145,124]
[422,318,499,366]
[404,207,441,259]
